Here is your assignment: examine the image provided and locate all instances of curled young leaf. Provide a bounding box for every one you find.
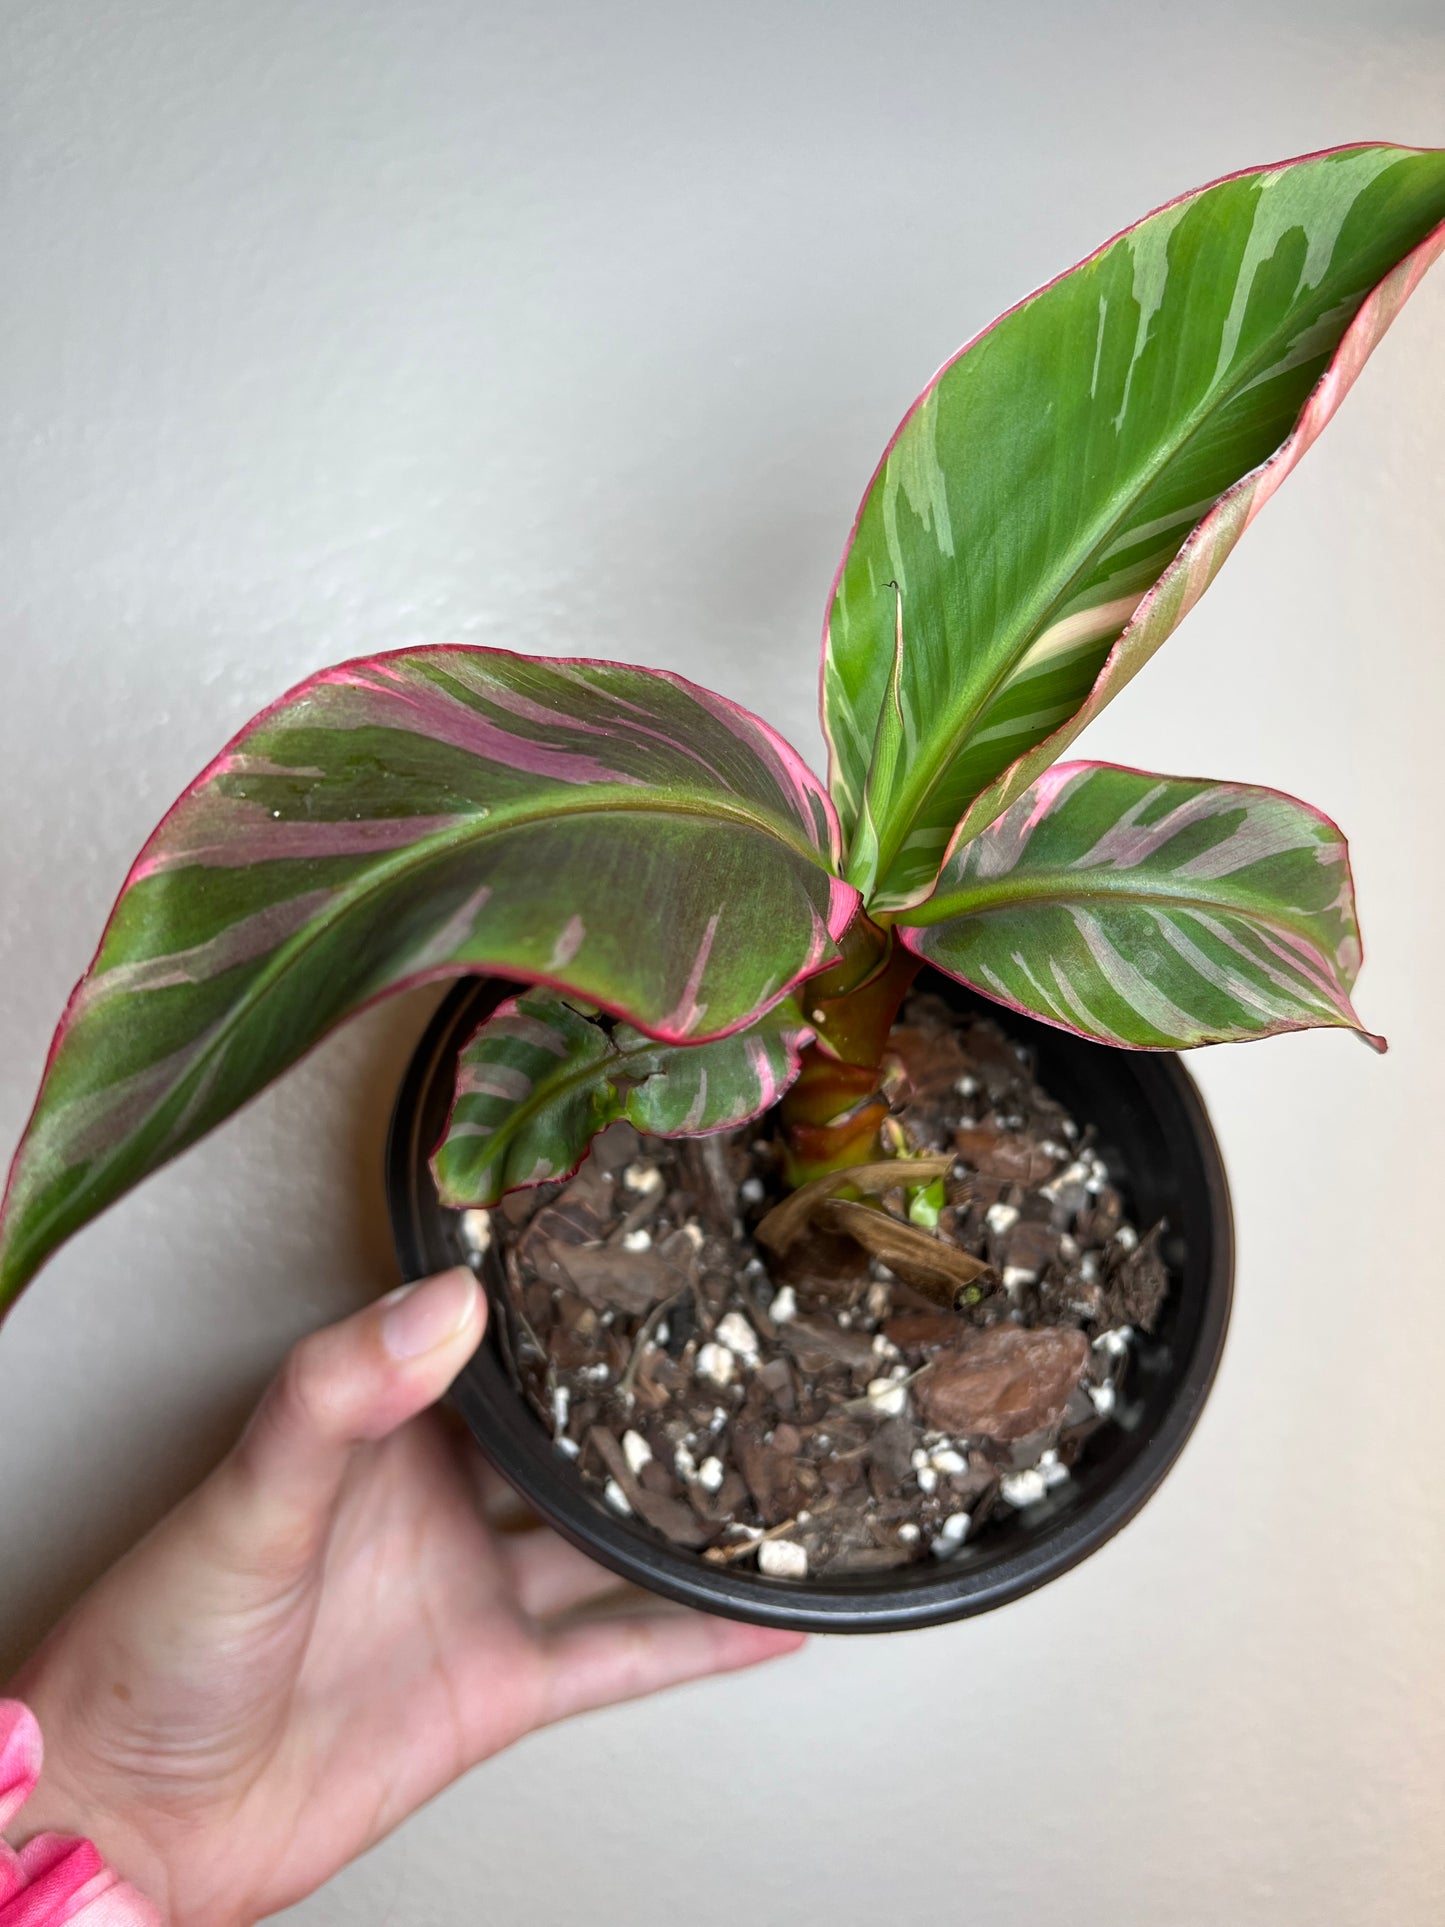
[900,762,1382,1051]
[0,649,856,1311]
[432,987,816,1208]
[822,143,1445,909]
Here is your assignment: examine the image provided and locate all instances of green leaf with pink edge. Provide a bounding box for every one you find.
[0,648,856,1311]
[823,143,1445,911]
[432,987,813,1208]
[899,762,1382,1051]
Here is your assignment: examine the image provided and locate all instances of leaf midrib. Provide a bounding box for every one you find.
[128,788,838,1086]
[149,789,840,1081]
[905,868,1336,955]
[20,792,844,1273]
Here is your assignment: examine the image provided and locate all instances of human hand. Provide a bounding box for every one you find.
[4,1269,803,1925]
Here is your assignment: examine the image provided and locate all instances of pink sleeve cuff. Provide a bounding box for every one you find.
[0,1705,161,1926]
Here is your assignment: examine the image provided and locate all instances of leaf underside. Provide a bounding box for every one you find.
[0,649,856,1309]
[824,143,1445,909]
[432,988,814,1207]
[901,761,1380,1051]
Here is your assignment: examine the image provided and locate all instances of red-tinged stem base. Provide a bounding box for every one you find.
[780,916,921,1184]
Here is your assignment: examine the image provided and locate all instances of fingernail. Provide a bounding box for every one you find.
[380,1268,480,1360]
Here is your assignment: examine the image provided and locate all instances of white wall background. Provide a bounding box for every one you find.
[2,3,1442,1921]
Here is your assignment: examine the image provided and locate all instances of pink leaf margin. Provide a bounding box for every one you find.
[933,210,1445,877]
[899,756,1388,1056]
[818,141,1445,853]
[0,647,858,1311]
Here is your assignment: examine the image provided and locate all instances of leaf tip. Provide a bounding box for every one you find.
[0,1245,34,1331]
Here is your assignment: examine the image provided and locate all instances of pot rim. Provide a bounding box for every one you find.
[386,977,1234,1633]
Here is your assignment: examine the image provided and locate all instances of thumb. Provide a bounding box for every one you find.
[197,1267,486,1584]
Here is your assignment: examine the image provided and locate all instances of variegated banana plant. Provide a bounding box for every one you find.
[3,142,1443,1316]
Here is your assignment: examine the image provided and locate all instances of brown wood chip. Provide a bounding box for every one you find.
[1106,1222,1170,1330]
[733,1424,809,1525]
[638,1457,678,1497]
[591,1121,643,1170]
[915,1326,1089,1441]
[556,1242,680,1315]
[1079,1187,1123,1244]
[498,1187,544,1226]
[884,1309,970,1350]
[1002,1218,1062,1272]
[754,1355,797,1414]
[630,1486,713,1547]
[586,1425,631,1484]
[867,1412,918,1484]
[688,1468,750,1525]
[778,1311,878,1375]
[954,1128,1059,1185]
[885,1024,978,1105]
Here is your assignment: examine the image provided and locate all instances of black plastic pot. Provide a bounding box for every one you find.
[386,973,1233,1634]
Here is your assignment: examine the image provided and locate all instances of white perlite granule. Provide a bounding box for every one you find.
[695,1342,735,1388]
[931,1512,970,1556]
[999,1467,1048,1508]
[458,1208,492,1256]
[757,1539,808,1579]
[714,1311,759,1359]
